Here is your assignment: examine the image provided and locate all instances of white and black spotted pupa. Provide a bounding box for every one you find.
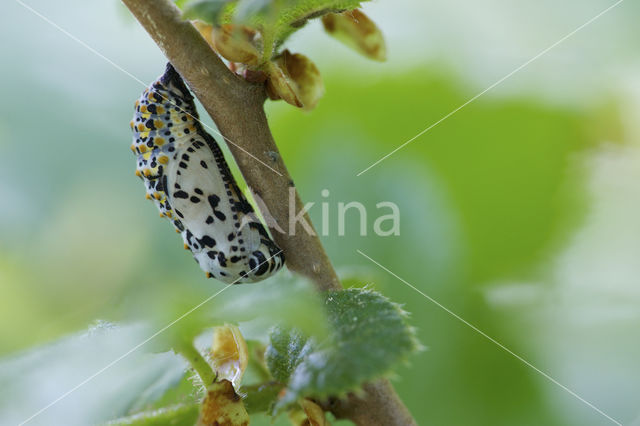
[130,63,285,283]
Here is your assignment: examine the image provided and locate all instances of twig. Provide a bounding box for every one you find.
[121,1,416,424]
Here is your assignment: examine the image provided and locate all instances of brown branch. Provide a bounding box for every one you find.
[121,1,416,424]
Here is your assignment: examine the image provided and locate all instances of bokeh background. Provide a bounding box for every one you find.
[2,0,640,424]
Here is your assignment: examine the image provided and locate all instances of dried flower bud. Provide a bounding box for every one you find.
[267,50,324,110]
[197,380,249,426]
[266,60,303,108]
[211,24,261,66]
[192,20,215,47]
[322,9,386,62]
[211,324,248,391]
[242,68,268,83]
[288,399,328,426]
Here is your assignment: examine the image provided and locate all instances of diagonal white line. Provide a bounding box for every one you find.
[18,250,283,425]
[14,0,146,85]
[356,249,622,426]
[15,0,283,177]
[17,286,231,426]
[356,0,625,176]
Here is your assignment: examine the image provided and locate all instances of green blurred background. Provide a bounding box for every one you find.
[2,0,640,424]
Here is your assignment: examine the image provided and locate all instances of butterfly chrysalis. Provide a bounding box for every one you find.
[130,63,285,283]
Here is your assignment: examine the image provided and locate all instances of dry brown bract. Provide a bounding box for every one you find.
[197,380,250,426]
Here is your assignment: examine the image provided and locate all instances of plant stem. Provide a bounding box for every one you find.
[176,342,217,387]
[121,1,416,424]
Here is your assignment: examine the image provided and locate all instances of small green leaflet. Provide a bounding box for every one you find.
[266,288,420,409]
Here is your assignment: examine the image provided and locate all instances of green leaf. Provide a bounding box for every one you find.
[103,403,199,426]
[265,327,312,382]
[145,275,329,355]
[176,0,369,51]
[182,0,235,23]
[242,382,284,413]
[0,323,187,425]
[272,0,366,44]
[234,0,271,22]
[144,373,202,411]
[265,289,420,409]
[125,360,188,414]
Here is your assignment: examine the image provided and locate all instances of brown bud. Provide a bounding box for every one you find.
[243,68,268,83]
[288,399,328,426]
[211,324,248,391]
[192,20,215,47]
[266,59,303,108]
[267,50,324,110]
[322,9,386,62]
[211,24,261,66]
[197,380,249,426]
